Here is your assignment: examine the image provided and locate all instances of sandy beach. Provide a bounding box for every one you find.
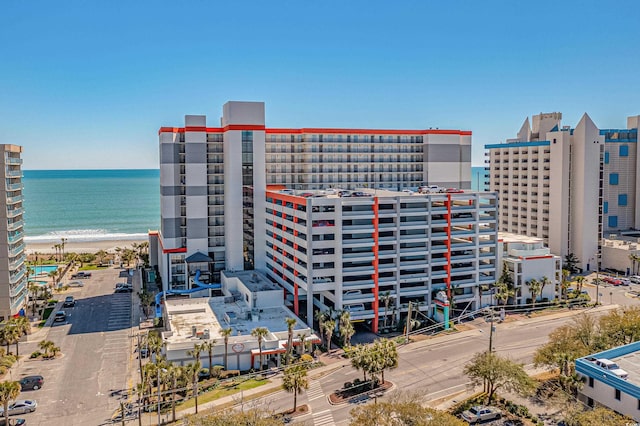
[26,239,145,255]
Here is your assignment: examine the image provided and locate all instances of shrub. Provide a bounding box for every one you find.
[30,351,42,359]
[220,370,240,379]
[300,354,314,363]
[344,382,352,389]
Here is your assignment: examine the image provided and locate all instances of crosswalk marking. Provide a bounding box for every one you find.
[313,409,335,426]
[307,380,325,401]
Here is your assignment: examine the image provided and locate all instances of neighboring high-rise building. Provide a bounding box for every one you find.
[486,112,640,271]
[0,145,26,320]
[153,101,473,294]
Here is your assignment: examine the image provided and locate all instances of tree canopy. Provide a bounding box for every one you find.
[464,351,536,402]
[349,392,466,426]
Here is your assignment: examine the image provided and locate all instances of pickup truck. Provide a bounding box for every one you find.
[71,271,92,279]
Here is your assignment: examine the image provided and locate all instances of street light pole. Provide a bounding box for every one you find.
[157,367,161,426]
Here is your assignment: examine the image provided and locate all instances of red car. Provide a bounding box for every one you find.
[445,188,464,193]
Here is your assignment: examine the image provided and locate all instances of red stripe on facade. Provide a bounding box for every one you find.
[523,255,553,260]
[446,194,452,301]
[224,124,266,131]
[372,197,380,333]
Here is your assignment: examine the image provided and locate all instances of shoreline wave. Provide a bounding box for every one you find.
[25,229,149,244]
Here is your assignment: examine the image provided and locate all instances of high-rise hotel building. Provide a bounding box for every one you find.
[486,112,640,271]
[0,145,26,320]
[151,101,495,328]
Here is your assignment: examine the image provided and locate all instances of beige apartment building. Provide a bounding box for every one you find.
[486,112,640,272]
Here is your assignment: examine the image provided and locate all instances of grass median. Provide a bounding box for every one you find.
[178,377,270,411]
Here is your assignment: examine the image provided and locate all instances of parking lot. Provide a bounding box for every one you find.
[12,267,138,425]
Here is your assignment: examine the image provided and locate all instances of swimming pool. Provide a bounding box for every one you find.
[31,265,59,275]
[28,280,49,286]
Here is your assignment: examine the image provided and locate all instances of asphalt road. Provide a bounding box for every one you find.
[14,267,135,426]
[273,288,640,426]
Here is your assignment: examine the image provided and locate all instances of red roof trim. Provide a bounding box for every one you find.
[148,230,187,254]
[266,128,471,136]
[159,126,471,136]
[524,255,553,260]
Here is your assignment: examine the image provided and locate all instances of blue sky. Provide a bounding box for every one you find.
[2,0,639,169]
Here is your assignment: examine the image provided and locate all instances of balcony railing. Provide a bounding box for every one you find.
[8,243,24,258]
[5,182,22,191]
[6,207,22,218]
[7,220,23,232]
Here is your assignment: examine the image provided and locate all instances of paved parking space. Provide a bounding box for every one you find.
[11,267,138,425]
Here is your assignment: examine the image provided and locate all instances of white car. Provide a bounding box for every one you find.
[0,400,37,415]
[595,358,629,379]
[630,275,640,284]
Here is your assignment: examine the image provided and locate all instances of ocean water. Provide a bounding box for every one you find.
[22,169,160,243]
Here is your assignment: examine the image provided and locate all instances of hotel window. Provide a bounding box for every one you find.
[588,377,594,387]
[609,216,618,228]
[619,194,628,206]
[604,152,610,164]
[615,389,621,400]
[609,173,619,185]
[603,201,608,214]
[620,145,629,157]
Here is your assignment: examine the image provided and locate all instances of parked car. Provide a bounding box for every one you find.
[630,275,640,284]
[594,358,629,379]
[460,406,501,424]
[71,271,91,279]
[67,280,84,287]
[115,283,133,293]
[53,311,67,323]
[63,296,75,308]
[0,400,37,415]
[0,418,26,426]
[19,375,44,391]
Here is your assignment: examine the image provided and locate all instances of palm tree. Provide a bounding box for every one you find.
[314,310,326,345]
[339,310,355,347]
[561,269,571,303]
[540,276,551,303]
[187,342,204,364]
[296,331,308,355]
[28,282,39,315]
[168,365,184,422]
[285,317,297,365]
[251,327,269,371]
[380,291,392,329]
[146,332,164,361]
[322,319,336,353]
[38,340,55,358]
[0,381,20,426]
[219,327,233,370]
[1,326,19,355]
[95,250,108,265]
[527,278,542,309]
[282,363,309,412]
[575,276,586,293]
[185,361,201,414]
[47,269,59,287]
[494,282,514,306]
[200,339,216,375]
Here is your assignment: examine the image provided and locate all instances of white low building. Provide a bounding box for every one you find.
[487,233,561,306]
[161,270,318,371]
[576,341,640,421]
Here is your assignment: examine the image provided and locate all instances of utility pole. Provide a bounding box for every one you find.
[405,301,413,343]
[120,401,125,426]
[137,333,143,383]
[488,308,495,353]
